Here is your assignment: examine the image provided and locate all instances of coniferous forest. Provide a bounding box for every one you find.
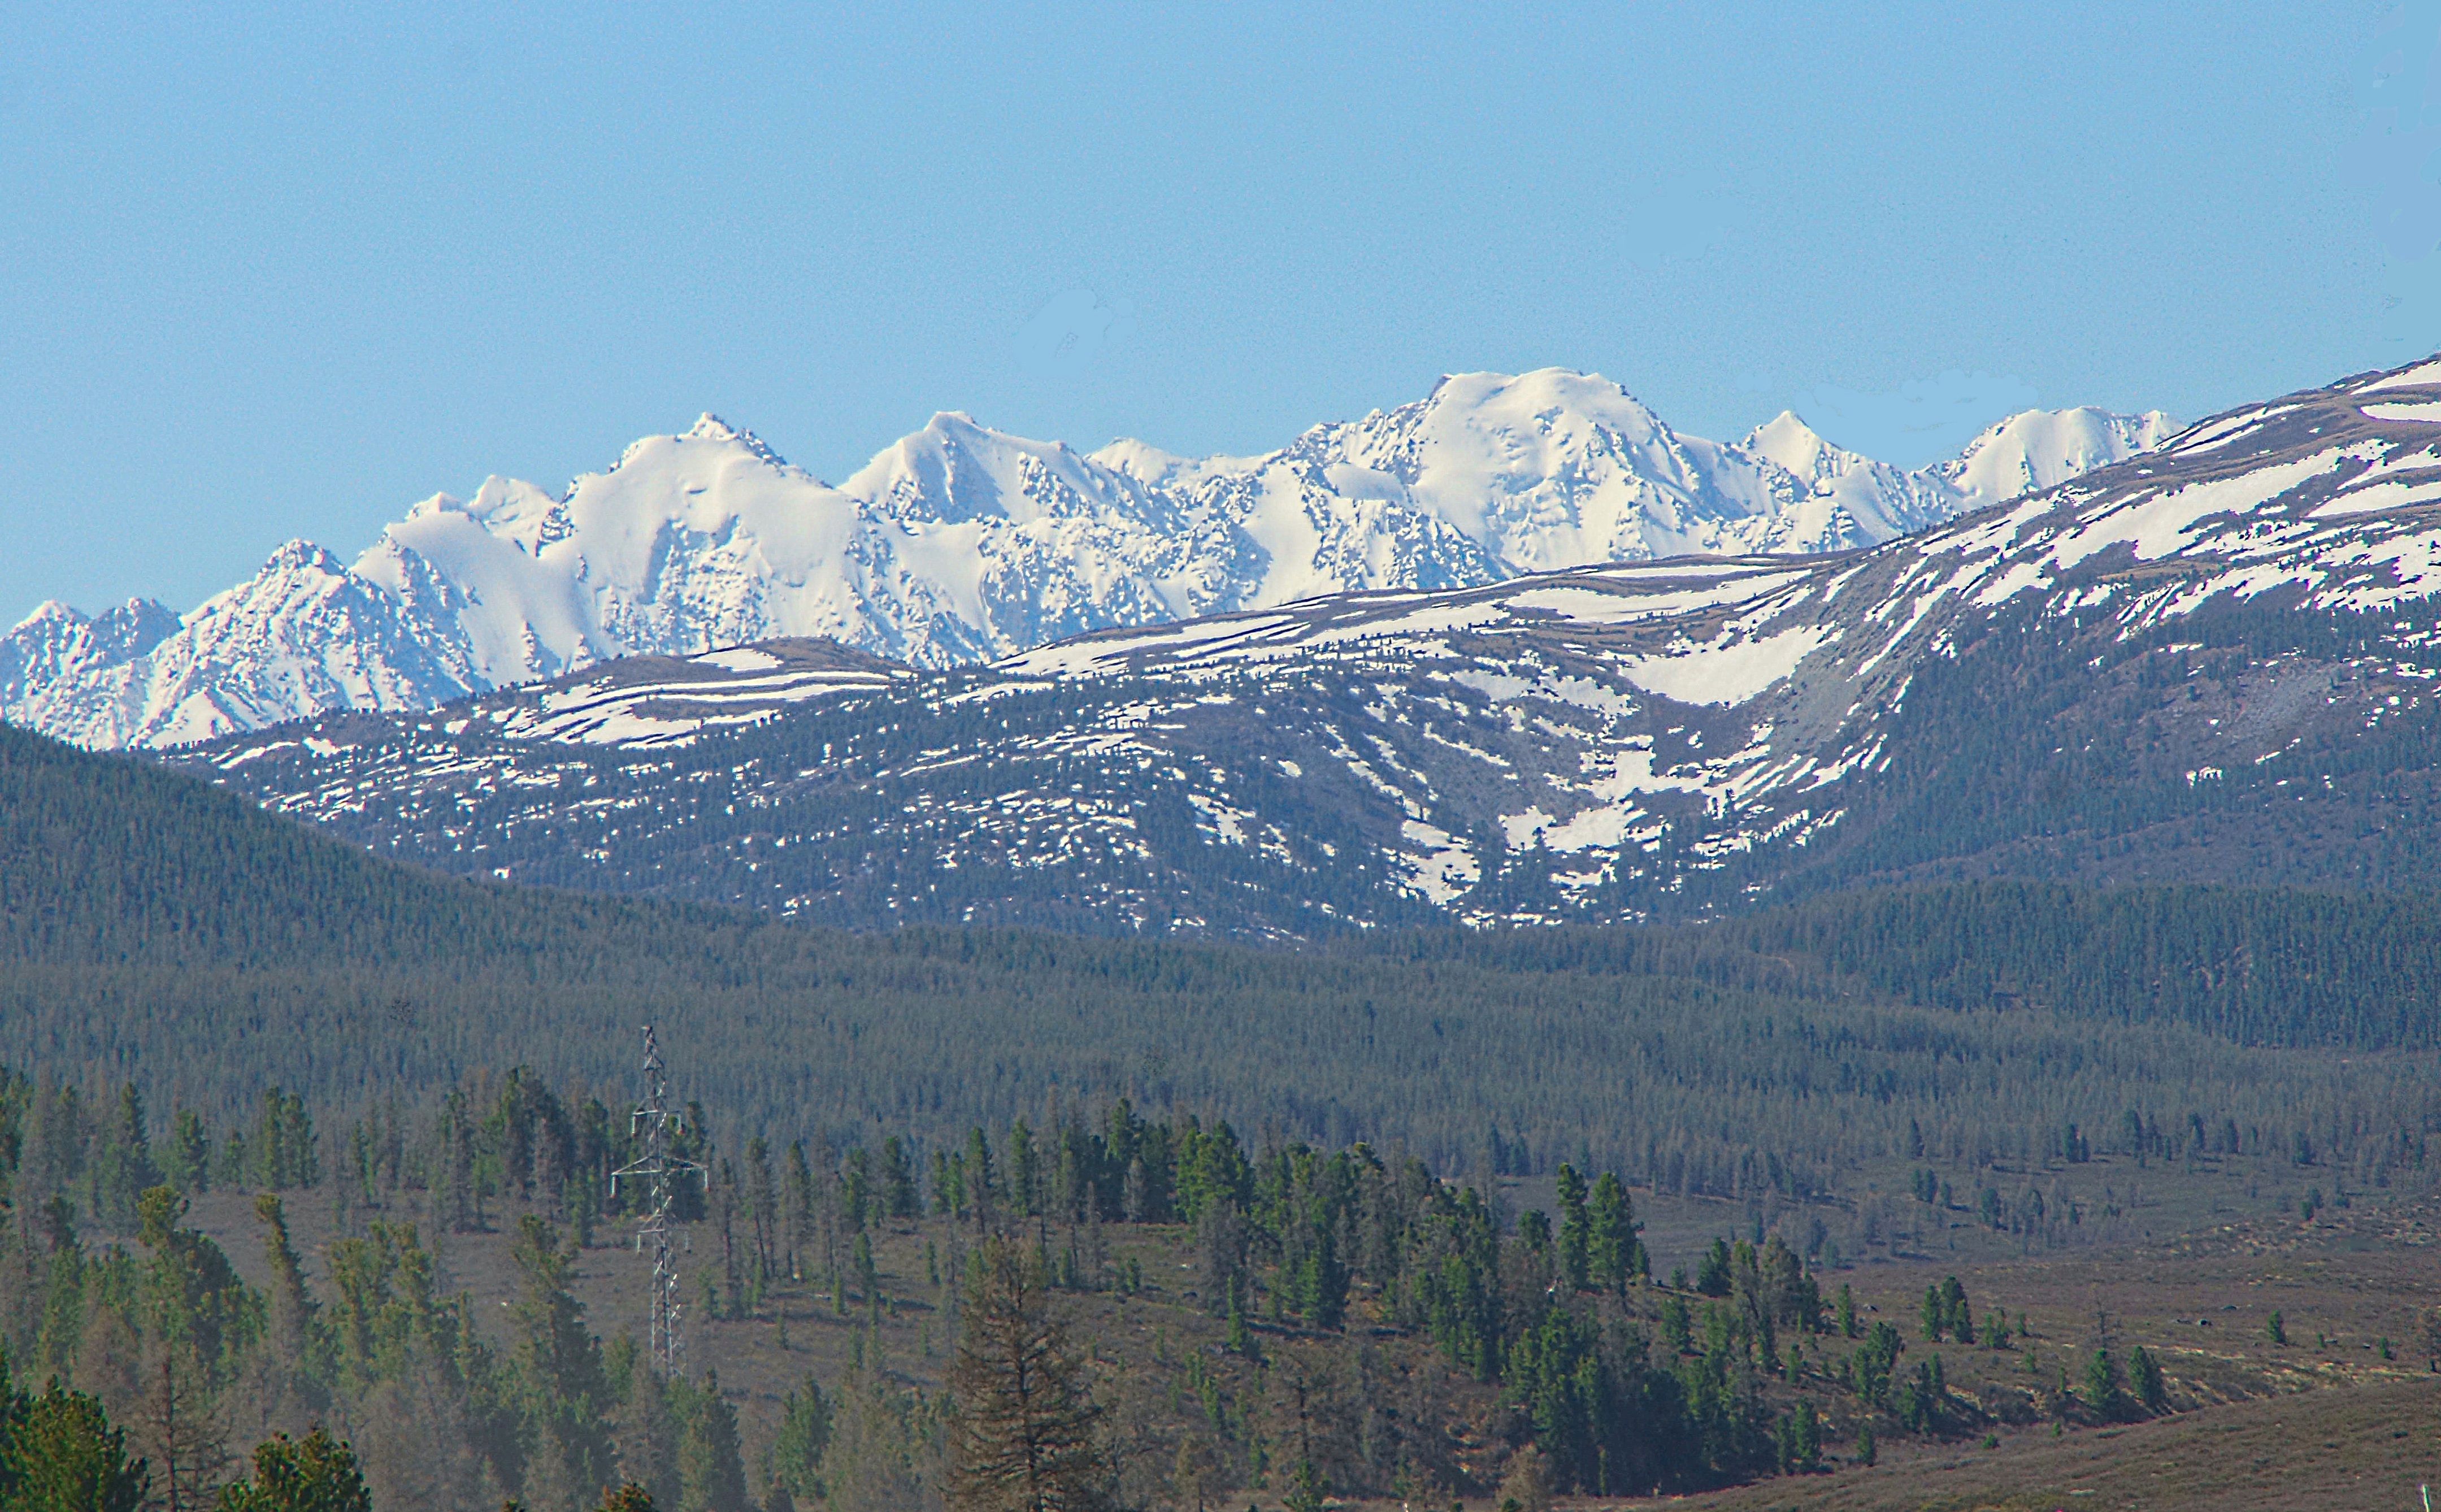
[0,1059,2256,1511]
[5,700,2441,1507]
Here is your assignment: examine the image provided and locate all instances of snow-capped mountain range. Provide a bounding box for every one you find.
[3,369,2171,749]
[175,354,2441,935]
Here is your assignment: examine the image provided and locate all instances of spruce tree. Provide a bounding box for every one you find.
[255,1196,332,1415]
[136,1187,253,1384]
[2082,1348,2127,1421]
[1938,1277,1973,1344]
[882,1137,920,1220]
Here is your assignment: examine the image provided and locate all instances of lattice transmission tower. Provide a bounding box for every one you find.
[611,1024,704,1378]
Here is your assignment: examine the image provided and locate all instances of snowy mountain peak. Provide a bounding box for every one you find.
[1088,438,1200,486]
[3,366,2187,749]
[1934,406,2181,511]
[9,598,84,635]
[1400,367,1670,446]
[251,540,349,579]
[1740,411,1842,476]
[0,596,178,715]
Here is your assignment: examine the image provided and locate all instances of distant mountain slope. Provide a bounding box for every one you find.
[4,373,2167,748]
[9,710,2440,1240]
[176,354,2441,932]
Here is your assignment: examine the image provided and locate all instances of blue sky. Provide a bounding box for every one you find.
[3,1,2438,622]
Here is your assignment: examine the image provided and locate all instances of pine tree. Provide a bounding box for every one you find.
[1693,1240,1732,1297]
[882,1137,920,1220]
[9,1382,149,1512]
[2082,1348,2127,1421]
[507,1216,616,1508]
[675,1372,749,1512]
[1938,1276,1973,1344]
[946,1238,1108,1512]
[763,1375,832,1504]
[744,1140,779,1288]
[256,1196,332,1416]
[135,1186,254,1384]
[214,1426,372,1512]
[1584,1172,1640,1292]
[2129,1345,2167,1415]
[166,1110,212,1196]
[251,1090,318,1193]
[1553,1165,1590,1291]
[90,1084,163,1234]
[1284,1457,1329,1512]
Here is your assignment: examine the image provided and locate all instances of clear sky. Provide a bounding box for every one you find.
[5,2,2439,623]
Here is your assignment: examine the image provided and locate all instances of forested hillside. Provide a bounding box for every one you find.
[6,720,2439,1216]
[8,632,2441,1511]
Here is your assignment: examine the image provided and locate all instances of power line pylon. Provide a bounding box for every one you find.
[611,1023,704,1378]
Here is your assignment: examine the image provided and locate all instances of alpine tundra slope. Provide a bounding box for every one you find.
[168,355,2441,936]
[5,370,2164,749]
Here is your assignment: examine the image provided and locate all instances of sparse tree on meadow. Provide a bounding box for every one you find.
[946,1238,1107,1512]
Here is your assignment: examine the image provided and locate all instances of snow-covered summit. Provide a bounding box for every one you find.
[1934,406,2179,511]
[3,370,2173,748]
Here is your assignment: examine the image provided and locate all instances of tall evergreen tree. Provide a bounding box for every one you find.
[763,1375,833,1504]
[1552,1165,1590,1292]
[882,1137,920,1222]
[946,1238,1107,1512]
[675,1373,749,1512]
[165,1110,212,1196]
[255,1196,332,1416]
[507,1216,616,1510]
[89,1084,162,1235]
[1584,1172,1640,1292]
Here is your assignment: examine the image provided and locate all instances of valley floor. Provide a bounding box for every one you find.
[162,1174,2441,1510]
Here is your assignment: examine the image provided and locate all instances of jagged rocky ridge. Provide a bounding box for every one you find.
[173,357,2441,935]
[5,370,2167,748]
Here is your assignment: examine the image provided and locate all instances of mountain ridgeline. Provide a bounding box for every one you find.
[3,371,2167,749]
[172,354,2441,936]
[6,719,2438,1219]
